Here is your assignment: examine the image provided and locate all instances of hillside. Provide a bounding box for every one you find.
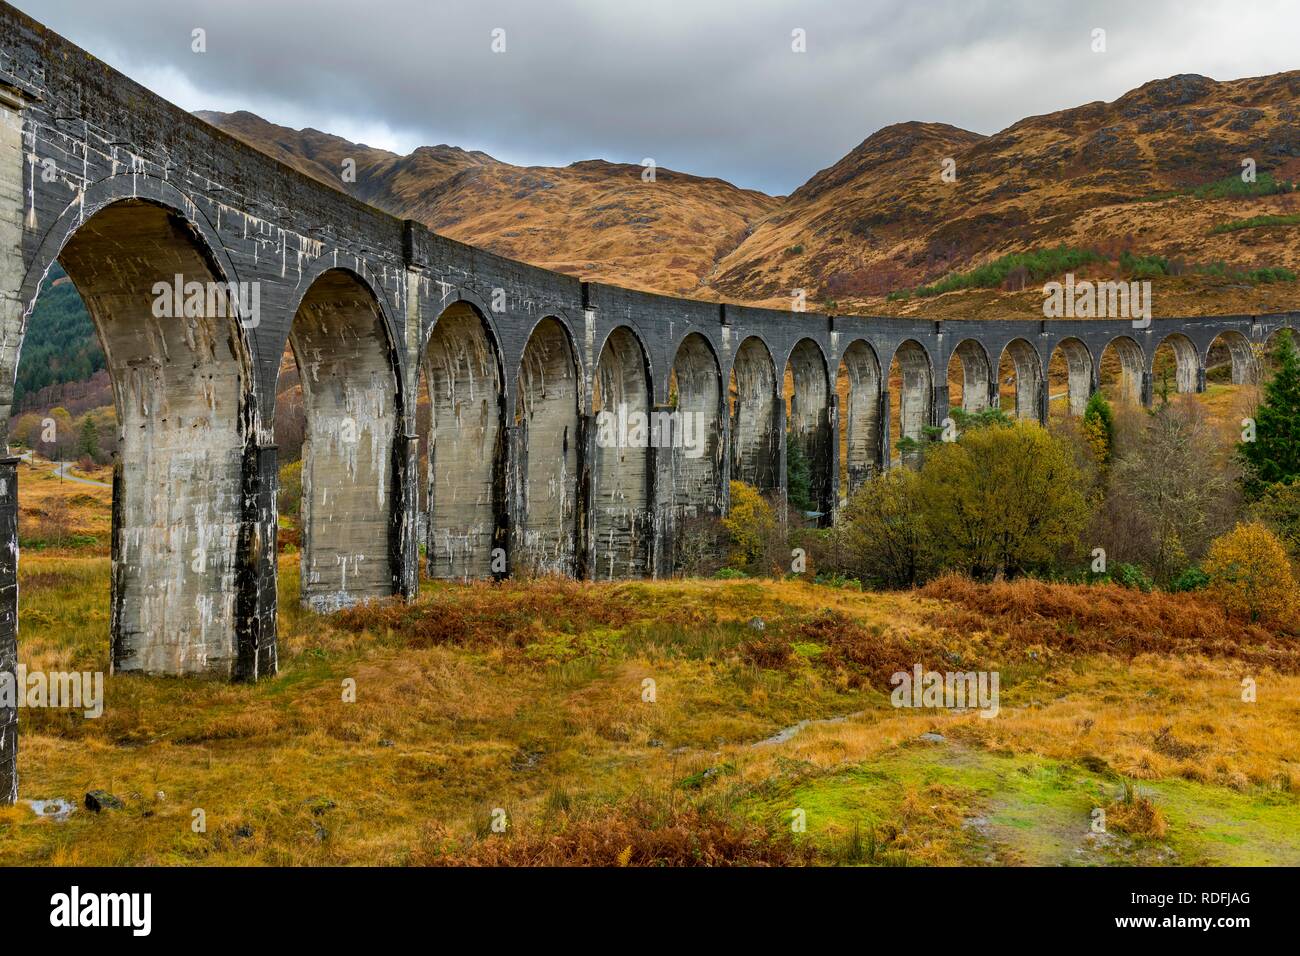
[13,264,103,409]
[197,111,780,297]
[710,72,1300,314]
[200,71,1300,316]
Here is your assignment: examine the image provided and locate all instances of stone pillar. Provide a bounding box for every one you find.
[1141,371,1155,408]
[932,381,948,428]
[234,444,278,682]
[502,422,521,579]
[0,457,17,805]
[1196,365,1208,393]
[827,393,840,520]
[575,413,594,580]
[879,390,892,472]
[0,85,30,445]
[774,389,788,501]
[390,433,419,599]
[1038,376,1050,425]
[647,403,672,579]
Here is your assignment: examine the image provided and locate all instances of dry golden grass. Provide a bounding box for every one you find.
[15,458,111,552]
[5,446,1298,866]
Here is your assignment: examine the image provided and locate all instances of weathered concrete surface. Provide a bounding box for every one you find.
[60,202,250,675]
[951,338,993,413]
[1000,337,1046,422]
[423,302,504,580]
[891,339,933,468]
[290,269,399,611]
[730,336,781,492]
[0,457,16,805]
[784,338,832,516]
[512,317,579,575]
[2,1,1299,803]
[662,332,724,571]
[1102,335,1148,406]
[837,339,881,502]
[590,326,652,579]
[1052,337,1094,416]
[1155,332,1200,395]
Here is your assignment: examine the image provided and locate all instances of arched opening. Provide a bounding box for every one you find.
[285,269,400,612]
[513,317,579,576]
[836,339,881,503]
[998,338,1044,420]
[1261,326,1296,376]
[33,199,252,675]
[1206,330,1257,386]
[947,339,993,415]
[591,326,652,579]
[1099,335,1145,405]
[421,300,505,581]
[729,336,779,493]
[783,338,831,517]
[888,340,932,468]
[1151,332,1198,402]
[1047,337,1093,418]
[665,333,724,569]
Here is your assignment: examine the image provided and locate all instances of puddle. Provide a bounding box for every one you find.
[24,798,76,822]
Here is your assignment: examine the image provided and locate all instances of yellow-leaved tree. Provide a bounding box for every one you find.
[1202,522,1297,626]
[721,480,777,573]
[917,419,1091,579]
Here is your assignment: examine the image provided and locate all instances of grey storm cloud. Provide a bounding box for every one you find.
[18,0,1300,194]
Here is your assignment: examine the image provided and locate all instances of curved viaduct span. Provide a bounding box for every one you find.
[0,3,1296,802]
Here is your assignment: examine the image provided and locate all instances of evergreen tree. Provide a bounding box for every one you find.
[1239,329,1300,496]
[1082,391,1115,467]
[77,416,99,460]
[785,433,815,512]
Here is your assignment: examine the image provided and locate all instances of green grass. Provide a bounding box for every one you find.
[893,246,1106,301]
[742,743,1300,866]
[1210,213,1300,235]
[1137,172,1296,203]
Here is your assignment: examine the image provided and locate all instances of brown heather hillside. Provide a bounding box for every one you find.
[710,72,1300,314]
[198,71,1300,317]
[196,111,779,297]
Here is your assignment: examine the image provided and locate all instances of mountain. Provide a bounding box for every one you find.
[196,111,780,298]
[201,71,1300,318]
[707,72,1300,316]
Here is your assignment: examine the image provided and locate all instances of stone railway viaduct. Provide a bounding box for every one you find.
[0,3,1296,802]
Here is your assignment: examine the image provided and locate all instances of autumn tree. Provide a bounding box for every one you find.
[834,468,932,587]
[917,419,1090,579]
[1203,522,1297,626]
[1097,398,1239,583]
[721,480,778,574]
[1081,391,1114,468]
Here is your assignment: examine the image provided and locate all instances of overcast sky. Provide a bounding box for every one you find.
[20,0,1300,195]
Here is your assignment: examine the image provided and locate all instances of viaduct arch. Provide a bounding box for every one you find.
[0,4,1297,803]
